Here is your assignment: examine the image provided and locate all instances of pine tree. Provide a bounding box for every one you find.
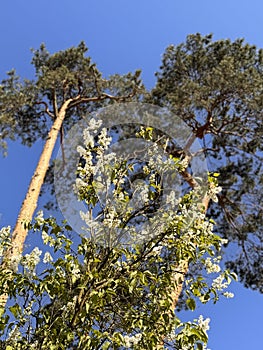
[0,42,141,307]
[149,33,263,292]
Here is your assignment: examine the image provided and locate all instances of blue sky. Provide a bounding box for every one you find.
[0,1,262,348]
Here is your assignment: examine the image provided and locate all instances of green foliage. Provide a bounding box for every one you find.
[0,69,42,150]
[149,33,263,292]
[0,121,234,348]
[1,35,260,348]
[0,206,232,349]
[0,42,143,154]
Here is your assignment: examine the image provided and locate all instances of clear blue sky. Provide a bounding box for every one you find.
[0,1,262,348]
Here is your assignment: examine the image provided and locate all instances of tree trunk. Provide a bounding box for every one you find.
[170,194,210,308]
[159,138,211,347]
[0,100,72,310]
[156,195,210,348]
[10,101,72,259]
[0,90,138,311]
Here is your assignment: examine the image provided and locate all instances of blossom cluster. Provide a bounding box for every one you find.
[68,118,235,348]
[74,118,187,246]
[197,315,210,333]
[207,181,222,203]
[204,257,221,274]
[212,274,234,297]
[0,226,11,258]
[21,247,42,274]
[123,333,142,348]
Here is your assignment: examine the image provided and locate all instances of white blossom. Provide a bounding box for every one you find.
[86,117,102,132]
[197,315,210,332]
[204,257,221,274]
[75,177,87,189]
[103,208,121,228]
[179,157,189,170]
[0,225,11,240]
[41,231,48,242]
[212,274,230,291]
[84,131,95,148]
[223,291,234,298]
[22,247,42,272]
[35,210,45,225]
[151,245,163,256]
[62,297,77,313]
[43,251,53,264]
[71,266,81,278]
[123,333,142,347]
[143,165,150,174]
[131,181,149,206]
[42,231,56,246]
[208,183,222,203]
[76,145,87,157]
[0,226,11,257]
[167,327,177,341]
[165,190,179,207]
[80,211,100,231]
[221,238,228,245]
[116,191,125,201]
[98,127,112,148]
[123,335,132,348]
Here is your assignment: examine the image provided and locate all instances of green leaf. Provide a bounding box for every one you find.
[9,303,21,318]
[102,341,111,350]
[186,298,196,311]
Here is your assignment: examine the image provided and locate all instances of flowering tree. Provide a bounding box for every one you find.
[1,33,262,349]
[0,117,235,349]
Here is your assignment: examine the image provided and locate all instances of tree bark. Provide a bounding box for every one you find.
[170,194,210,308]
[0,84,139,311]
[159,134,211,347]
[156,194,210,348]
[0,100,72,310]
[9,101,72,259]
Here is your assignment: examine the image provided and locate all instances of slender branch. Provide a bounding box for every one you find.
[68,88,138,109]
[35,101,54,119]
[52,89,58,117]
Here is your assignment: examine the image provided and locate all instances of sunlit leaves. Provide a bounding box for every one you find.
[0,183,234,348]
